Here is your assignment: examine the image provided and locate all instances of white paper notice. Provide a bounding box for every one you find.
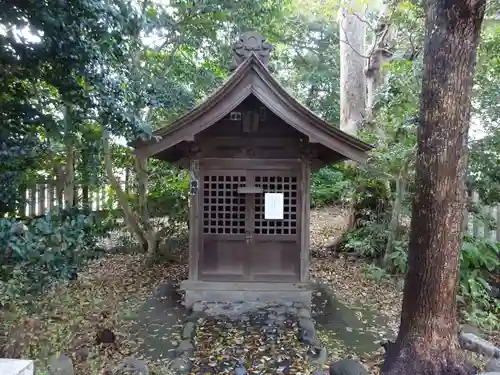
[264,193,284,220]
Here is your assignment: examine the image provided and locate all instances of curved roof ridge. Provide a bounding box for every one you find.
[132,53,373,162]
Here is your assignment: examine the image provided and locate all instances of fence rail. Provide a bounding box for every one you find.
[464,192,500,242]
[15,184,500,242]
[18,181,130,217]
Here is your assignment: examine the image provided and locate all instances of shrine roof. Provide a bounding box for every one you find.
[132,34,373,163]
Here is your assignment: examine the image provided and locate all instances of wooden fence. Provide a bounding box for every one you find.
[17,169,132,217]
[17,184,500,242]
[18,180,130,217]
[464,192,500,242]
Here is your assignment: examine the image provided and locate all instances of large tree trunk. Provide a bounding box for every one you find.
[338,4,366,232]
[382,1,486,375]
[365,3,394,127]
[338,5,366,135]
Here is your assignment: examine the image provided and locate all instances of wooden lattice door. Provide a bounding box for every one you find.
[199,163,301,282]
[199,170,248,280]
[250,170,301,281]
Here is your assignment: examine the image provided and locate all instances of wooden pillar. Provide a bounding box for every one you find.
[299,158,311,283]
[188,159,200,280]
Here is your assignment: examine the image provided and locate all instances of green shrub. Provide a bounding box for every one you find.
[311,165,351,207]
[345,223,388,258]
[346,219,500,329]
[458,236,500,329]
[0,207,107,307]
[345,222,409,274]
[148,170,189,221]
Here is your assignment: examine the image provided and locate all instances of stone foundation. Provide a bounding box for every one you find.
[180,281,312,308]
[170,301,326,374]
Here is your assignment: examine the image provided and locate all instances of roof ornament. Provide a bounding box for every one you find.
[230,31,274,71]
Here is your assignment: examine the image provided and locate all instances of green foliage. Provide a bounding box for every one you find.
[346,222,500,329]
[469,131,500,204]
[148,161,189,221]
[0,0,140,214]
[461,236,500,272]
[364,59,420,180]
[271,7,342,123]
[345,223,409,273]
[458,236,500,330]
[311,165,352,207]
[0,207,109,307]
[466,26,500,205]
[475,25,500,127]
[362,264,390,283]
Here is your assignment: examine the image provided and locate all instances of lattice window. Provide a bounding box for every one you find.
[254,176,298,235]
[202,175,246,234]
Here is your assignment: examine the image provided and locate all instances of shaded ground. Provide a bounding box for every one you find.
[128,282,187,364]
[2,255,188,374]
[192,306,313,374]
[3,206,498,374]
[312,283,391,356]
[0,207,400,374]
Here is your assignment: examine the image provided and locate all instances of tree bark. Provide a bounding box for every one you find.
[136,155,149,225]
[365,3,394,124]
[382,1,486,374]
[63,142,75,207]
[338,5,366,135]
[102,130,147,249]
[383,164,407,269]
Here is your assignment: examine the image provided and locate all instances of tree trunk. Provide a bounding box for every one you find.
[102,130,147,249]
[62,104,76,208]
[383,166,407,269]
[338,5,366,135]
[365,4,393,125]
[136,156,149,224]
[382,1,486,374]
[63,142,75,207]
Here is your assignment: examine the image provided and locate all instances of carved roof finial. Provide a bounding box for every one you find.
[230,31,274,70]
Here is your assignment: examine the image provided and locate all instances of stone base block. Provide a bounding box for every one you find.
[180,281,312,309]
[0,359,34,375]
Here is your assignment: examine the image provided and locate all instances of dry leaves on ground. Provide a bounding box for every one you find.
[3,253,187,374]
[309,207,402,337]
[192,312,316,375]
[3,207,498,375]
[308,207,498,373]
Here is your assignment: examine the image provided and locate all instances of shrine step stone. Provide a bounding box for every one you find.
[178,301,325,368]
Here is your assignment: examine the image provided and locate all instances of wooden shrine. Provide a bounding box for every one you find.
[132,32,372,307]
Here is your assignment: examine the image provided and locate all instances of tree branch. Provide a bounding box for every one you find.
[351,12,376,34]
[338,15,371,59]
